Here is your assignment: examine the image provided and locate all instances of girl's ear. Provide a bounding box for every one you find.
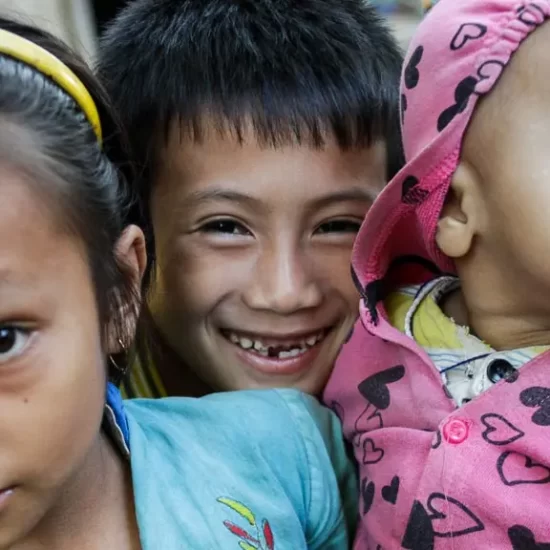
[106,225,147,355]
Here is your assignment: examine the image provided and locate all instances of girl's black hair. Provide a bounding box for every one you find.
[0,17,139,381]
[97,0,405,288]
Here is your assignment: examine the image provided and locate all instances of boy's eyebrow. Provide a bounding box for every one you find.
[184,187,379,209]
[310,187,379,209]
[183,188,262,210]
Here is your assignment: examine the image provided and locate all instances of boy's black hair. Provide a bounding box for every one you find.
[98,0,404,281]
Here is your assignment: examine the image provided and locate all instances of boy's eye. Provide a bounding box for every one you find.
[0,327,30,363]
[199,219,251,236]
[316,219,362,234]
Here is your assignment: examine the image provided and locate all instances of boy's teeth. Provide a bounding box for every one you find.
[279,348,304,359]
[227,330,326,356]
[240,337,253,349]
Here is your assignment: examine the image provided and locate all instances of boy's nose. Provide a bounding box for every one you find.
[242,246,323,314]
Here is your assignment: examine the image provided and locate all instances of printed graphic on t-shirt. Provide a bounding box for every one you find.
[218,497,275,550]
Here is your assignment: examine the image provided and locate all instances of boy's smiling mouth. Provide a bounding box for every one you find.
[220,328,331,375]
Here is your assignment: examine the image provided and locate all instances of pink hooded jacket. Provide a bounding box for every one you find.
[324,1,550,548]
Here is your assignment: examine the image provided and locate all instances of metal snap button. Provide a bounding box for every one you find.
[486,359,516,384]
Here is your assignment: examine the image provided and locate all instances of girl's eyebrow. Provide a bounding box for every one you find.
[0,268,28,287]
[0,270,37,304]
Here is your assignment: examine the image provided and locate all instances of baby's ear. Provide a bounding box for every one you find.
[436,162,483,259]
[106,225,147,355]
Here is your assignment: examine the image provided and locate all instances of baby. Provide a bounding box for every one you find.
[325,0,550,548]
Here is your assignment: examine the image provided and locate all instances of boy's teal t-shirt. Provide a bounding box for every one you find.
[108,388,357,549]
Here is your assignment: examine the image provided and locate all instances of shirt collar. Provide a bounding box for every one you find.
[104,382,130,458]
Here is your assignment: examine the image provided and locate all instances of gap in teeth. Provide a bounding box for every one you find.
[227,331,325,357]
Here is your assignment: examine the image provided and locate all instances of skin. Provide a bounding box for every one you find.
[0,163,145,550]
[149,125,387,396]
[436,22,550,350]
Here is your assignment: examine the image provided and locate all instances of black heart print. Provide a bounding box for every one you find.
[509,525,550,550]
[520,387,550,426]
[481,413,525,446]
[402,500,434,550]
[358,365,405,410]
[497,451,550,487]
[437,60,505,132]
[474,60,505,94]
[354,404,384,441]
[404,45,423,90]
[361,477,375,515]
[437,75,477,131]
[450,23,487,51]
[402,494,484,549]
[401,175,429,206]
[427,493,485,537]
[517,3,545,26]
[365,409,383,431]
[362,438,385,465]
[477,60,505,81]
[382,475,400,505]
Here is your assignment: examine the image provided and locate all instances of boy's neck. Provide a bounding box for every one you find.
[441,261,550,351]
[147,320,213,398]
[13,432,140,550]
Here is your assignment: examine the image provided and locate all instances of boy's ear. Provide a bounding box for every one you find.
[106,225,147,355]
[436,162,483,259]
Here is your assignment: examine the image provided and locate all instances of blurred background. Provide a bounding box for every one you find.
[0,0,422,62]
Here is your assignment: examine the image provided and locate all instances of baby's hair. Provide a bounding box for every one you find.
[97,0,404,286]
[0,17,139,380]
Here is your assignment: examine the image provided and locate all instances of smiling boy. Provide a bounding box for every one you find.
[98,0,403,398]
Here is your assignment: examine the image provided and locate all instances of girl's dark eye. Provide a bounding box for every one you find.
[316,220,362,234]
[200,220,251,236]
[0,326,30,363]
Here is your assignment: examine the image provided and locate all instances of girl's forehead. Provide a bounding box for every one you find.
[0,165,90,298]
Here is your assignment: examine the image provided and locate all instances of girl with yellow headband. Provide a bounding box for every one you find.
[0,17,356,550]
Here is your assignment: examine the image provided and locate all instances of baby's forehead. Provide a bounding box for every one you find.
[480,20,550,118]
[510,20,550,95]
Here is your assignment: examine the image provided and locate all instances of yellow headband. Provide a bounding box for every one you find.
[0,29,102,143]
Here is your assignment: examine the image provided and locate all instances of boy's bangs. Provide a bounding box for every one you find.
[162,83,398,150]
